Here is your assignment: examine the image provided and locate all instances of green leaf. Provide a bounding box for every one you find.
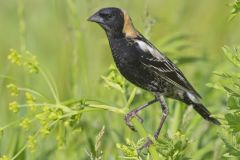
[220,131,240,157]
[229,0,240,21]
[222,46,240,68]
[101,76,124,93]
[225,113,240,132]
[155,132,190,160]
[206,83,225,91]
[213,72,234,78]
[223,86,240,97]
[101,65,127,93]
[227,96,240,110]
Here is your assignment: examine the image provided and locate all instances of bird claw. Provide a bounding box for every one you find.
[138,137,153,152]
[124,110,144,131]
[136,114,144,123]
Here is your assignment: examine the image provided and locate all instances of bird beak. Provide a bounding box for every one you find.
[87,12,103,24]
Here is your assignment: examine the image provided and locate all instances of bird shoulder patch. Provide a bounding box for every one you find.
[134,39,164,60]
[122,11,139,38]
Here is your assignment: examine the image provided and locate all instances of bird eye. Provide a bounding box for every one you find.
[107,14,113,19]
[99,13,113,19]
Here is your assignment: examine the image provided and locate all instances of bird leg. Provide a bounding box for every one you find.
[154,95,169,139]
[139,94,169,149]
[124,99,158,131]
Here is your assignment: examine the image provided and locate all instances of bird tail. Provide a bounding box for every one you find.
[192,103,220,125]
[182,92,221,125]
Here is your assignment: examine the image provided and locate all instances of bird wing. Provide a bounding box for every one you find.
[133,36,202,99]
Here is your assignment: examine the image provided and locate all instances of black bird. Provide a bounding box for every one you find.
[88,7,220,148]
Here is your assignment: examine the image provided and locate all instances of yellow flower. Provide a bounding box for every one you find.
[23,51,39,74]
[27,136,37,152]
[19,118,31,130]
[8,101,19,113]
[40,126,50,135]
[6,83,19,96]
[24,92,37,111]
[7,49,22,65]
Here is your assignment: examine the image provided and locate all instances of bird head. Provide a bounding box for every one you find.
[88,7,138,38]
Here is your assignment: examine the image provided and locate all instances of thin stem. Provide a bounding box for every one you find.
[11,144,27,160]
[56,104,73,113]
[124,87,137,110]
[121,91,128,105]
[39,67,60,104]
[17,0,26,52]
[62,98,108,106]
[0,120,20,131]
[46,69,60,100]
[18,103,56,108]
[18,88,48,100]
[59,108,94,120]
[88,104,125,114]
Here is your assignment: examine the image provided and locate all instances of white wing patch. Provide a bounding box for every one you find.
[187,92,199,103]
[135,40,164,60]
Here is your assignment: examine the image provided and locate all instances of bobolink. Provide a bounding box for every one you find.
[88,7,220,148]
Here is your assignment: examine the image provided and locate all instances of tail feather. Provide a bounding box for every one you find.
[192,103,221,125]
[182,92,221,125]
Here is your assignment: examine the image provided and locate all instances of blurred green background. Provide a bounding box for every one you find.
[0,0,240,159]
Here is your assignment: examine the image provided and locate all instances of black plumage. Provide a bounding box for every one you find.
[88,7,220,148]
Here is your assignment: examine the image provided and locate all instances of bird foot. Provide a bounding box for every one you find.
[124,109,144,131]
[137,137,153,152]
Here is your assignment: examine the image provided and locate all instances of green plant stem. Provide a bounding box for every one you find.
[124,87,137,110]
[88,104,125,114]
[131,118,160,160]
[39,68,59,104]
[11,144,27,160]
[0,120,20,131]
[18,0,26,52]
[18,87,47,99]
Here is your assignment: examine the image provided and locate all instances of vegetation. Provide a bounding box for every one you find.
[0,0,240,159]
